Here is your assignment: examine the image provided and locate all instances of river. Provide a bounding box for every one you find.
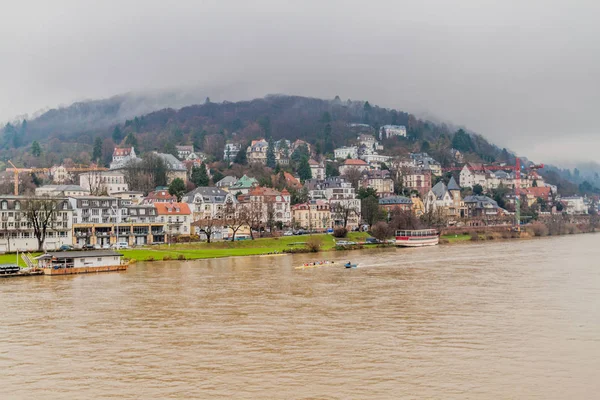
[1,234,599,399]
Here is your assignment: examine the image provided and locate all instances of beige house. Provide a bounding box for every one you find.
[292,200,331,231]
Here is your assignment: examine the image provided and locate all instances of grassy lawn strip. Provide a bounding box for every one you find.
[0,252,42,267]
[441,234,472,243]
[122,232,371,262]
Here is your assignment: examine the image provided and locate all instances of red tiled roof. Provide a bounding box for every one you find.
[154,202,191,215]
[147,190,177,200]
[343,159,368,165]
[113,147,133,156]
[518,186,551,200]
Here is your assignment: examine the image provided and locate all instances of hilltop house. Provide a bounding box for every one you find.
[79,170,129,195]
[223,142,241,162]
[334,146,358,160]
[308,159,325,180]
[339,159,369,175]
[230,174,258,195]
[215,176,238,188]
[154,152,188,184]
[50,165,72,183]
[110,147,137,169]
[424,181,454,213]
[379,125,407,140]
[176,145,194,160]
[402,168,432,197]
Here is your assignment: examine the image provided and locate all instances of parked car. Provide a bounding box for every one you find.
[283,231,293,236]
[365,237,381,244]
[102,243,111,249]
[81,244,95,250]
[111,242,129,249]
[58,245,73,251]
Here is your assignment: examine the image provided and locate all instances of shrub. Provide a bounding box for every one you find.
[305,237,322,252]
[163,255,172,261]
[333,227,348,238]
[531,223,549,237]
[177,254,186,260]
[371,221,392,241]
[470,231,480,241]
[146,256,154,262]
[566,223,579,234]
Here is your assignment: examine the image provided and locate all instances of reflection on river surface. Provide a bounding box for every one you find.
[1,234,599,399]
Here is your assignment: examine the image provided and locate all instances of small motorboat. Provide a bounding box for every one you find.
[344,262,358,269]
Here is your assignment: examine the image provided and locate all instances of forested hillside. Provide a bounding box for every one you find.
[1,93,597,193]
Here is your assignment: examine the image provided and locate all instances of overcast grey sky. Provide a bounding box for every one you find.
[1,0,598,163]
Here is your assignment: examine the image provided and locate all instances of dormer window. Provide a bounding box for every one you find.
[1,201,7,210]
[14,201,20,210]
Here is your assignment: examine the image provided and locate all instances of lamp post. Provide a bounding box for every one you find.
[111,201,121,248]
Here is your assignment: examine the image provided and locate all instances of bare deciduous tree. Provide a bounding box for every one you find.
[24,197,61,251]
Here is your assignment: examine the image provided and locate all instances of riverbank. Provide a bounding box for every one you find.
[121,232,371,262]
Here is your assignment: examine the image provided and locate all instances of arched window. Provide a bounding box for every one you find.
[14,201,20,210]
[1,201,7,210]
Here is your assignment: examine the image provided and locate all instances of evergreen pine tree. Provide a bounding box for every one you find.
[297,156,312,181]
[31,141,42,157]
[92,137,103,161]
[266,140,276,169]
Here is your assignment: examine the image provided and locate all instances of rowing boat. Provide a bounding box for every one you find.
[294,261,338,270]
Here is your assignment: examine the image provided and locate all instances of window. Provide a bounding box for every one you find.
[1,201,6,210]
[14,201,20,210]
[97,258,102,262]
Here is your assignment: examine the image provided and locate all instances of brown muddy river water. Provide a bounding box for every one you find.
[1,234,599,399]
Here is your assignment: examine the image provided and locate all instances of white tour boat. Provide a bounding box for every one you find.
[395,229,439,247]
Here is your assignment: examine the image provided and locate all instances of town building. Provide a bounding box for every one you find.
[380,125,407,140]
[292,200,332,231]
[110,147,137,169]
[223,142,241,162]
[560,196,587,214]
[402,168,432,197]
[154,152,188,184]
[176,145,194,160]
[35,185,90,197]
[154,202,192,238]
[378,196,413,213]
[0,196,73,252]
[305,177,361,229]
[334,146,358,160]
[50,165,72,183]
[70,196,161,247]
[339,159,369,175]
[247,139,269,164]
[308,159,325,180]
[112,191,145,205]
[182,187,236,221]
[238,187,292,225]
[424,181,454,213]
[79,170,129,195]
[215,176,239,188]
[463,195,506,219]
[143,189,177,204]
[410,153,442,176]
[359,153,391,165]
[360,170,394,197]
[459,164,487,189]
[230,174,258,194]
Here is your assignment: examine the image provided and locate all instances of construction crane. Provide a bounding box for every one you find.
[6,161,108,196]
[6,161,50,196]
[442,159,545,231]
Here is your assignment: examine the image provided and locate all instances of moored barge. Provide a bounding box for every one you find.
[35,250,128,275]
